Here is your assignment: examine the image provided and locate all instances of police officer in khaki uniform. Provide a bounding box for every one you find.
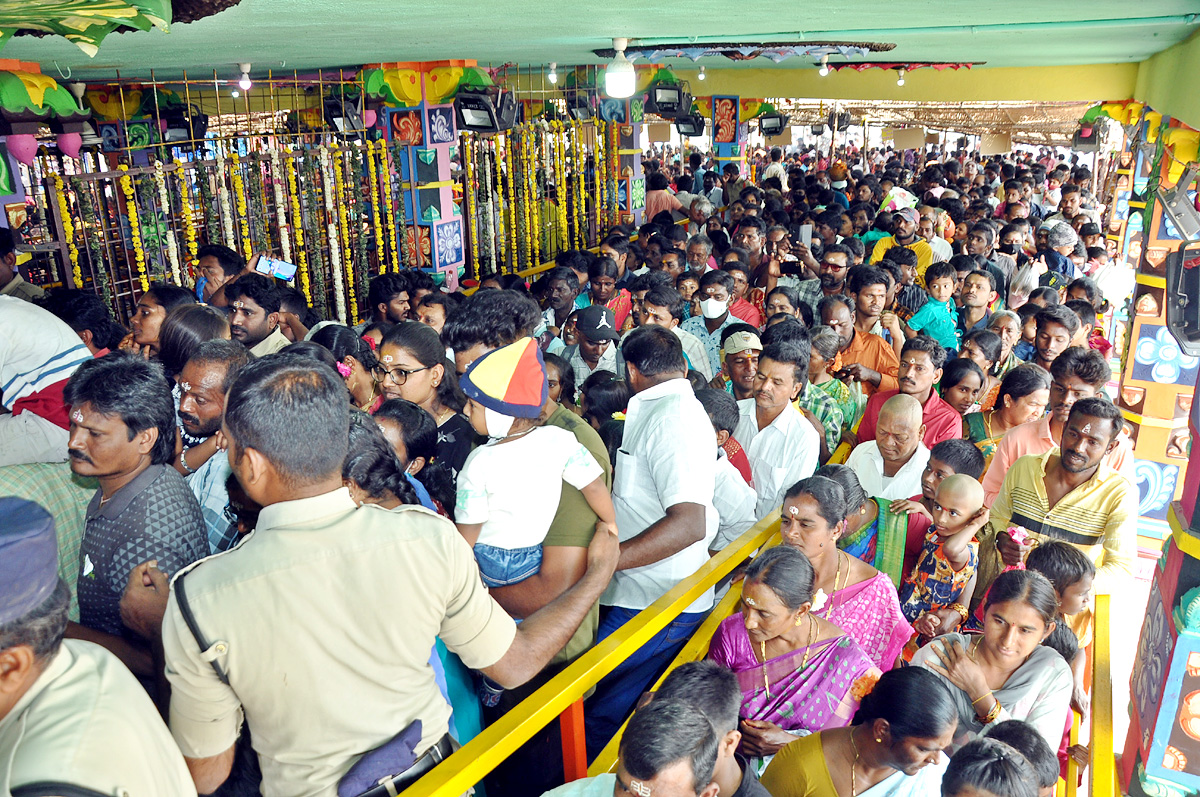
[156,355,619,795]
[0,497,196,797]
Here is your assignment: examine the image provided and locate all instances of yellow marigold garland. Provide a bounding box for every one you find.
[229,153,252,261]
[505,133,517,273]
[365,139,386,276]
[378,142,399,273]
[118,165,149,292]
[284,154,311,304]
[174,159,199,284]
[52,175,81,288]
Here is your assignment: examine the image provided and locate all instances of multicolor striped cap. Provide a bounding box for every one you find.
[459,337,548,419]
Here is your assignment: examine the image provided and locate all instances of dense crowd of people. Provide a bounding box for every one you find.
[0,142,1133,797]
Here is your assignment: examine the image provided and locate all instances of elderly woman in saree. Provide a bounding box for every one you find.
[707,545,879,761]
[780,476,913,670]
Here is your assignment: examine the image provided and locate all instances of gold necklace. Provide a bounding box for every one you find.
[849,725,861,797]
[826,552,847,622]
[760,613,817,699]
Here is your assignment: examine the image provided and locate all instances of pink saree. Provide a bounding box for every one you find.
[812,572,914,671]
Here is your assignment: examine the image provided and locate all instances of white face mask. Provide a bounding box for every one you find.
[700,297,729,319]
[484,406,515,439]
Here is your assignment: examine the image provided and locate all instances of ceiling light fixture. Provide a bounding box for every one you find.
[238,62,252,91]
[231,89,240,98]
[896,67,906,87]
[698,65,706,81]
[818,56,829,77]
[548,62,558,84]
[605,37,636,98]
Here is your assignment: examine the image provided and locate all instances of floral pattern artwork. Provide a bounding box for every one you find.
[390,110,423,146]
[98,122,125,153]
[713,96,738,145]
[1133,582,1170,747]
[1135,459,1179,520]
[404,225,431,266]
[427,107,455,145]
[435,219,463,270]
[1134,325,1200,385]
[630,177,645,212]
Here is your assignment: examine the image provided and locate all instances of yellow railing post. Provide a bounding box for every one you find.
[1091,594,1115,797]
[399,514,782,796]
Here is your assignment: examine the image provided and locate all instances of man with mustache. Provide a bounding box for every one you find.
[978,397,1136,600]
[981,347,1133,505]
[856,336,963,448]
[794,243,852,314]
[62,353,207,684]
[175,339,255,555]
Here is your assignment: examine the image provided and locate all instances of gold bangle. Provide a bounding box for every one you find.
[971,691,993,706]
[977,699,1002,725]
[949,603,969,622]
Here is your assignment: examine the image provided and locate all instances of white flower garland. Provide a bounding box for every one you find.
[216,165,235,248]
[154,160,182,284]
[319,146,347,323]
[270,150,292,263]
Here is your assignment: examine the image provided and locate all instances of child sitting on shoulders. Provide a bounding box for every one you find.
[456,337,616,590]
[898,474,989,661]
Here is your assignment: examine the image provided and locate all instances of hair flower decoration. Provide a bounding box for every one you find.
[810,588,829,613]
[611,411,626,421]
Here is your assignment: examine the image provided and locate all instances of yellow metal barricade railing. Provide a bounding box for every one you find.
[400,514,782,796]
[1091,594,1116,797]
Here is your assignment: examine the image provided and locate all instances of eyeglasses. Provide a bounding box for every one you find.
[374,364,431,385]
[820,261,847,271]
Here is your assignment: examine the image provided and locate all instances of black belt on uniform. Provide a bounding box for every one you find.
[356,733,456,797]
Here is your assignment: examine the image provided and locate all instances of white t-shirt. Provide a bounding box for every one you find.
[710,449,758,551]
[456,425,602,549]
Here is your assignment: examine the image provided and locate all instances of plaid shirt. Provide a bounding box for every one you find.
[795,385,844,453]
[0,461,97,621]
[187,450,238,555]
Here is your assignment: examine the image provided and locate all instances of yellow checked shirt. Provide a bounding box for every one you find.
[162,489,517,797]
[978,450,1137,597]
[0,640,195,796]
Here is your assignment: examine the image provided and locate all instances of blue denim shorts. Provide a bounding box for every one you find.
[474,543,543,588]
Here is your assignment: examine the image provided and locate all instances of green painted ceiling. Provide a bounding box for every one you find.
[3,0,1199,82]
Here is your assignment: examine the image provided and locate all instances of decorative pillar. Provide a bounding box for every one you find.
[370,60,472,288]
[597,95,644,227]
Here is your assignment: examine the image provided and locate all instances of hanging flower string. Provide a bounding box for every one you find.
[285,154,311,304]
[391,142,411,271]
[481,141,497,276]
[117,165,150,292]
[462,133,479,276]
[174,158,199,284]
[330,145,357,322]
[52,175,81,288]
[270,150,293,263]
[319,146,347,322]
[216,164,235,249]
[379,141,399,273]
[229,152,253,261]
[365,139,387,276]
[153,160,182,284]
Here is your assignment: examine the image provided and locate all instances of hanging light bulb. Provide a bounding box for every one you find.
[231,89,241,98]
[548,62,558,84]
[238,63,252,91]
[698,65,706,81]
[818,56,829,77]
[897,68,906,87]
[605,38,636,98]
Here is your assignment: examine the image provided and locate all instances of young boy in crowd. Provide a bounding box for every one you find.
[898,474,988,659]
[989,720,1061,797]
[1014,302,1040,361]
[696,389,758,552]
[896,261,960,353]
[889,438,987,580]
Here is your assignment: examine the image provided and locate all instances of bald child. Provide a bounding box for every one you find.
[898,474,990,658]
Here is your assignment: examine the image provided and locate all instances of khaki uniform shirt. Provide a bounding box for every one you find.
[249,327,290,357]
[0,639,195,796]
[0,273,45,303]
[162,489,516,797]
